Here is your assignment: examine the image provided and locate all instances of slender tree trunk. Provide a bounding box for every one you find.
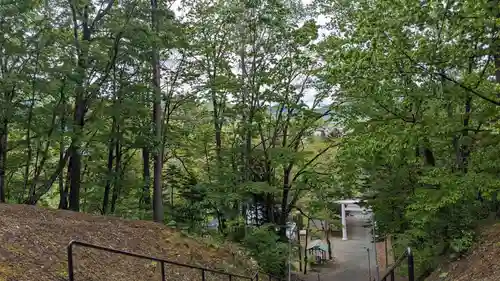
[150,0,164,223]
[81,159,89,211]
[68,94,85,211]
[102,118,116,214]
[303,217,310,274]
[104,65,119,214]
[110,132,121,214]
[142,148,151,207]
[239,29,251,183]
[279,166,292,238]
[68,7,92,212]
[57,143,66,209]
[0,119,7,203]
[210,78,222,171]
[59,157,71,209]
[296,215,303,271]
[23,94,35,202]
[58,85,67,209]
[0,85,14,204]
[491,0,500,215]
[324,221,332,259]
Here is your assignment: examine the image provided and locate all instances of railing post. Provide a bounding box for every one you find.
[160,261,166,281]
[67,242,74,281]
[367,247,371,281]
[407,248,414,281]
[390,270,395,281]
[66,240,261,281]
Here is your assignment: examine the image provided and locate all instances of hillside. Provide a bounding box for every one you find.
[0,204,256,281]
[427,222,500,281]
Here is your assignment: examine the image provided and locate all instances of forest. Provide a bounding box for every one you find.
[1,0,500,279]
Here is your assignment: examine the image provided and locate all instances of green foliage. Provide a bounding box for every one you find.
[0,0,340,274]
[243,226,290,276]
[314,0,500,277]
[4,0,498,277]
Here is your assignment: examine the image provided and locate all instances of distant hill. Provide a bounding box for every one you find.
[0,204,256,281]
[200,101,332,120]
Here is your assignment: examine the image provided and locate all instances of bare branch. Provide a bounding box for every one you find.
[91,0,115,32]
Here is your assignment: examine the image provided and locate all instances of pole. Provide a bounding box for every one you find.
[341,204,347,240]
[407,248,415,281]
[367,248,371,281]
[288,235,291,281]
[67,243,74,281]
[372,212,380,281]
[384,237,388,269]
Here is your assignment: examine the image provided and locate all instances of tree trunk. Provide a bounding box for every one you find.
[59,155,71,209]
[68,93,86,211]
[150,0,164,223]
[57,150,66,209]
[23,93,35,202]
[296,215,303,271]
[110,136,121,214]
[102,118,115,214]
[279,166,293,238]
[491,0,500,215]
[68,6,92,212]
[324,222,332,259]
[58,86,67,209]
[142,148,151,208]
[303,217,310,274]
[0,119,7,203]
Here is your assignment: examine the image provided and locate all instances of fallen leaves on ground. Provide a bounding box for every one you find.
[0,204,257,281]
[427,222,500,281]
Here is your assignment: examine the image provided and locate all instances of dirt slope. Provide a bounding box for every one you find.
[427,222,500,281]
[0,204,256,281]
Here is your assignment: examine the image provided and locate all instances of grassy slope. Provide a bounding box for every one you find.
[0,204,256,281]
[427,222,500,281]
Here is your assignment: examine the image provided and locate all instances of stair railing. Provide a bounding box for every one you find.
[379,247,414,281]
[67,240,255,281]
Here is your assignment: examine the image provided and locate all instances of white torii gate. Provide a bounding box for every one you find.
[335,199,361,241]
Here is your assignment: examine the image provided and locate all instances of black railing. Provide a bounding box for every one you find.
[67,240,256,281]
[380,247,414,281]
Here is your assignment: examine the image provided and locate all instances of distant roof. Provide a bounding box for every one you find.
[306,239,328,252]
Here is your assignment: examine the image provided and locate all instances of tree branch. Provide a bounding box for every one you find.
[383,31,500,106]
[91,0,115,32]
[292,141,341,183]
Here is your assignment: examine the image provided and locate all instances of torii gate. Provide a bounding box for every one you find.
[335,199,361,241]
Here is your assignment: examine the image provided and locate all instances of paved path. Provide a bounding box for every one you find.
[305,213,377,281]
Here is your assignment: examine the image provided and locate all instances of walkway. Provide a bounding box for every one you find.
[305,212,377,281]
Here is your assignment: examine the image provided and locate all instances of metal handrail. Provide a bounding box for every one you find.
[379,247,414,281]
[67,240,255,281]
